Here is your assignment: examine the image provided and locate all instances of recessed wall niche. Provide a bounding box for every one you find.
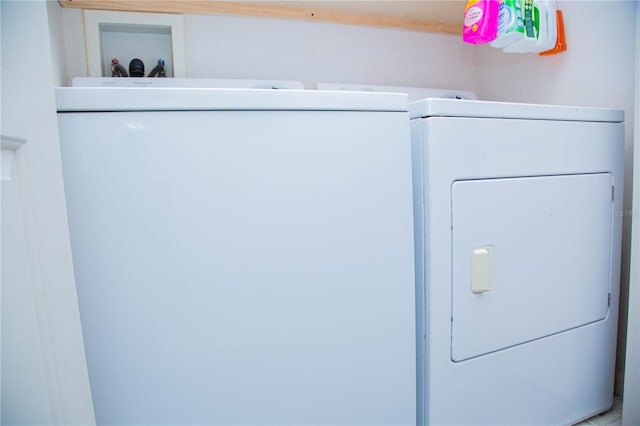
[84,10,186,78]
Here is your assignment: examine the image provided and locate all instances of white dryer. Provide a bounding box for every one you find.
[411,99,624,425]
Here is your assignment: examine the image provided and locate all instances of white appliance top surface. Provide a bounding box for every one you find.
[72,77,305,90]
[56,87,408,112]
[410,98,624,122]
[317,82,477,102]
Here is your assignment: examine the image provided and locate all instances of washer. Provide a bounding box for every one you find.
[56,82,416,425]
[411,99,624,425]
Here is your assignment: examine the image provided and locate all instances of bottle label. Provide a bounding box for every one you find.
[464,6,484,27]
[497,2,512,33]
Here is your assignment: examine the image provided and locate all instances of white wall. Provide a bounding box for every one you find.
[46,0,69,86]
[184,14,479,91]
[60,7,481,92]
[474,1,636,107]
[60,7,88,82]
[473,0,637,395]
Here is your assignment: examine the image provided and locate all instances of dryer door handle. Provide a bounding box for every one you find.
[471,246,494,294]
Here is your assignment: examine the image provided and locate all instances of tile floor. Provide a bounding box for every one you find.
[575,395,622,426]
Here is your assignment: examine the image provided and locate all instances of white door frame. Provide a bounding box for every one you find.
[1,1,95,424]
[622,3,639,425]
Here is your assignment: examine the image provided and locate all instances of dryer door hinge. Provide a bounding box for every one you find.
[612,185,615,201]
[608,293,611,307]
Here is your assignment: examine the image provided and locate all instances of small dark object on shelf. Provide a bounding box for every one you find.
[148,59,167,77]
[111,58,128,77]
[128,58,145,77]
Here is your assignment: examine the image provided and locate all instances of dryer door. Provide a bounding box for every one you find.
[451,173,613,362]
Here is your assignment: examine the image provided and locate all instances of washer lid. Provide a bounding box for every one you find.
[56,87,408,112]
[410,98,624,122]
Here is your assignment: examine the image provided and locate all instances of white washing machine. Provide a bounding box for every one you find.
[56,82,416,425]
[411,99,624,425]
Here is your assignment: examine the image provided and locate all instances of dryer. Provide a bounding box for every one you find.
[411,99,624,425]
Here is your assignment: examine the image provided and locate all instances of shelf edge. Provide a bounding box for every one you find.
[58,0,461,35]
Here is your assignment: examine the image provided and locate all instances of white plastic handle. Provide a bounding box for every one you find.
[471,245,494,294]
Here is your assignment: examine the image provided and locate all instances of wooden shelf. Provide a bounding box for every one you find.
[58,0,464,35]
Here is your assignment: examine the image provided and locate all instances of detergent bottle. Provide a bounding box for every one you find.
[490,0,525,48]
[534,0,558,52]
[503,0,540,52]
[503,0,557,53]
[462,0,499,44]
